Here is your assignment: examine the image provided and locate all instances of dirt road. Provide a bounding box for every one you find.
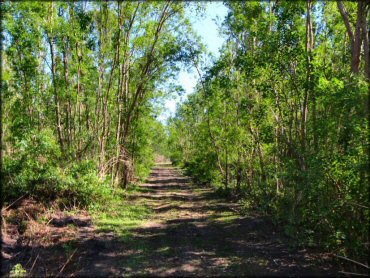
[2,163,337,276]
[77,163,336,276]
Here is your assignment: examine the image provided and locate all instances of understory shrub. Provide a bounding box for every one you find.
[2,129,113,208]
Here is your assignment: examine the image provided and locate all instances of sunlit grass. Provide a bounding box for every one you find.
[210,211,239,223]
[90,188,152,239]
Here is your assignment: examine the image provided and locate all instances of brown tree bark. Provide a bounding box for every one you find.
[337,1,366,74]
[114,2,139,184]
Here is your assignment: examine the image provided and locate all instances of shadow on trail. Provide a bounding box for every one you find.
[111,165,336,276]
[152,204,236,214]
[2,164,337,277]
[141,182,186,189]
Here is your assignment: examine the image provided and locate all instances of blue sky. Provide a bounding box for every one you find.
[158,2,228,123]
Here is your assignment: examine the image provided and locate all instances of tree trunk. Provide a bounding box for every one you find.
[47,3,64,154]
[337,1,365,74]
[62,44,72,150]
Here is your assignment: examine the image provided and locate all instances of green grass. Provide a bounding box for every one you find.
[156,246,171,253]
[124,183,153,194]
[89,188,152,239]
[216,214,239,223]
[209,211,240,223]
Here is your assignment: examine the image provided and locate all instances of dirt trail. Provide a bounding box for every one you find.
[78,163,335,276]
[2,163,337,276]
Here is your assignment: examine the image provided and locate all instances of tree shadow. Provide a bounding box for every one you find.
[2,213,336,277]
[141,182,191,189]
[1,166,338,277]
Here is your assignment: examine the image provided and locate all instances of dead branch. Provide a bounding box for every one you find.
[56,248,78,277]
[338,271,369,277]
[2,194,28,212]
[29,253,40,275]
[335,255,369,269]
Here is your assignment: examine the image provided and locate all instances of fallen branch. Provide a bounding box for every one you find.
[335,255,369,269]
[29,253,40,275]
[229,207,241,214]
[56,248,78,277]
[338,271,369,277]
[346,201,370,209]
[2,194,28,212]
[23,210,33,221]
[46,217,54,226]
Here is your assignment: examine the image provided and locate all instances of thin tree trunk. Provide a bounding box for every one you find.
[63,44,72,150]
[122,2,171,145]
[47,3,64,154]
[337,1,364,74]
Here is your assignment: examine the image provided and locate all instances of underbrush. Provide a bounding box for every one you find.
[183,159,223,186]
[2,128,154,210]
[2,128,155,251]
[3,129,106,207]
[179,155,369,270]
[3,155,113,209]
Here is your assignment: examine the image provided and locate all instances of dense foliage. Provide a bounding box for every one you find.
[168,1,369,261]
[2,1,201,205]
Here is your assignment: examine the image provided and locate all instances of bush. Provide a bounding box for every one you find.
[3,128,113,208]
[3,128,62,201]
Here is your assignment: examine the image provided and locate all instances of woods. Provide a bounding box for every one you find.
[2,1,198,202]
[168,1,369,262]
[1,0,369,276]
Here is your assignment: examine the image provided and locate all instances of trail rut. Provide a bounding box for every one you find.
[2,163,337,277]
[78,163,336,276]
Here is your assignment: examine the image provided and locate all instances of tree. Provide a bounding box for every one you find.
[168,0,369,262]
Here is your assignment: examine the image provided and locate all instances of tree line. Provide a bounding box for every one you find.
[168,1,369,262]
